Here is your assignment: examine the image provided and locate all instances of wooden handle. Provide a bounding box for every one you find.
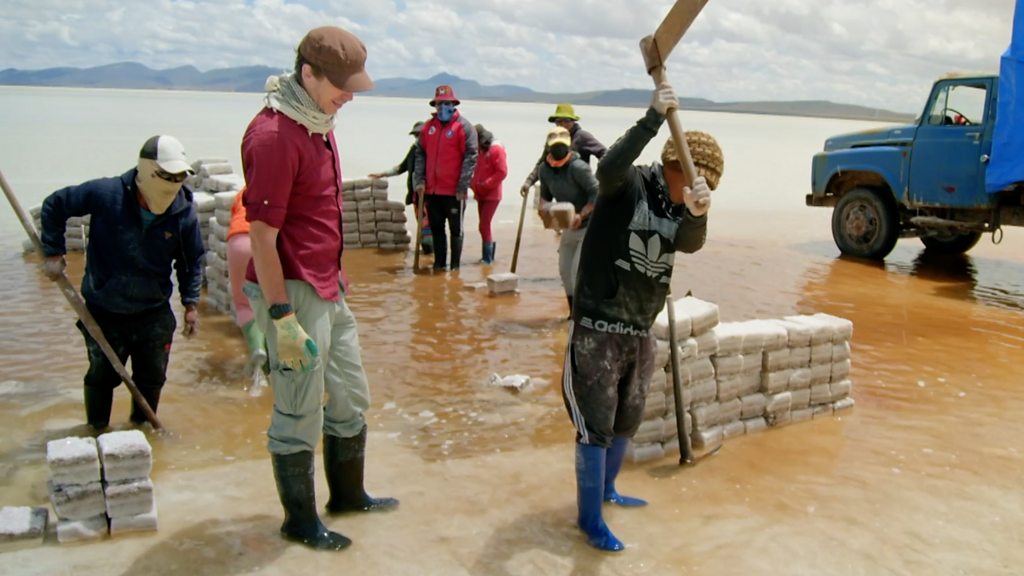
[510,186,530,274]
[665,289,694,464]
[0,169,163,429]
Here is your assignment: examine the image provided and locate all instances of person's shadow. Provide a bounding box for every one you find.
[118,514,284,576]
[470,507,607,576]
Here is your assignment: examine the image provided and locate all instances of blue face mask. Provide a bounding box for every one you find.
[437,102,455,122]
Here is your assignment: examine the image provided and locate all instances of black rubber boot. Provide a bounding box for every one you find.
[450,236,464,270]
[129,385,162,425]
[432,238,447,271]
[272,451,352,551]
[324,426,399,514]
[84,386,113,430]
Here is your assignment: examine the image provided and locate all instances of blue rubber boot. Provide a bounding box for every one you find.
[576,443,625,552]
[480,242,496,264]
[604,436,648,507]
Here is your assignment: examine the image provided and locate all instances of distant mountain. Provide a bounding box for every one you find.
[0,63,914,122]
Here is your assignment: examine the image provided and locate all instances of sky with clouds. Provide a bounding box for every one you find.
[0,0,1018,113]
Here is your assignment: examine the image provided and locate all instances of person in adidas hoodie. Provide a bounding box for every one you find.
[562,82,713,552]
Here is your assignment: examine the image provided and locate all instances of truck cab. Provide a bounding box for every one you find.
[806,73,1022,259]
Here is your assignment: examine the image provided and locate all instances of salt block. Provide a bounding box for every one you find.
[486,272,518,295]
[56,514,108,544]
[782,314,833,345]
[0,506,48,550]
[104,478,155,518]
[549,202,576,229]
[46,436,100,486]
[109,501,158,536]
[676,296,720,336]
[652,299,692,341]
[743,416,768,434]
[626,442,665,464]
[97,430,152,482]
[50,481,106,521]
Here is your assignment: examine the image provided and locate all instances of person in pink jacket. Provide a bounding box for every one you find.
[469,124,507,264]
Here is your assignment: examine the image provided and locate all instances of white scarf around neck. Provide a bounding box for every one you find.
[263,73,335,137]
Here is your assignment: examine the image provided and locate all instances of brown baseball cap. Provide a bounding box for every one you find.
[298,26,373,92]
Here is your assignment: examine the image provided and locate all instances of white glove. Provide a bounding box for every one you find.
[651,84,678,116]
[684,176,711,217]
[41,255,66,281]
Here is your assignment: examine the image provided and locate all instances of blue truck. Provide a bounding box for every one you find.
[807,11,1024,259]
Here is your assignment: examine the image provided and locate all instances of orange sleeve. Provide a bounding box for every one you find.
[227,187,250,239]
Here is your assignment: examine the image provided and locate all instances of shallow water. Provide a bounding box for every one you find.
[3,88,1024,575]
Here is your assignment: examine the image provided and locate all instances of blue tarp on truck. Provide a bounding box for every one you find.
[987,0,1024,192]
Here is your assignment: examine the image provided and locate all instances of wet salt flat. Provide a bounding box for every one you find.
[2,87,1024,575]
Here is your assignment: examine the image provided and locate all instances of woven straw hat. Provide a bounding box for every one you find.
[661,131,724,190]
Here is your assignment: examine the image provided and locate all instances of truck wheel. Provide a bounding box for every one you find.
[831,188,899,259]
[920,231,982,254]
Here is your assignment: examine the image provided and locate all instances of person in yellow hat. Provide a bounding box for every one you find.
[519,103,607,197]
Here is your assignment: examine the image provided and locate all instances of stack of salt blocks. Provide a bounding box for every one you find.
[629,296,856,463]
[341,178,411,250]
[184,158,242,316]
[46,430,156,543]
[23,208,89,255]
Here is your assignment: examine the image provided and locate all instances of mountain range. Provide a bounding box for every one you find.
[0,62,915,122]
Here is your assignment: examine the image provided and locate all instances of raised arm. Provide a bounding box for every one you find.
[595,107,663,200]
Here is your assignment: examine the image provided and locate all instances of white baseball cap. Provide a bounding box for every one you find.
[139,135,194,174]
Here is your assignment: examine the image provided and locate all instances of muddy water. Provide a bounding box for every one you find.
[3,197,1024,575]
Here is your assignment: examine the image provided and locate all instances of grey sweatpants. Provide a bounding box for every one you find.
[561,322,657,447]
[557,227,586,297]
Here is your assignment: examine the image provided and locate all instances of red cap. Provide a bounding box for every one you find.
[429,84,460,106]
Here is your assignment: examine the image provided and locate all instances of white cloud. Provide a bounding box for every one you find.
[0,0,1016,112]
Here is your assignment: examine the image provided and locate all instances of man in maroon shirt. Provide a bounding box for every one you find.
[241,25,397,552]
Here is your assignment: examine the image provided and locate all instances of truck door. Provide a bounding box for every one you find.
[909,79,993,208]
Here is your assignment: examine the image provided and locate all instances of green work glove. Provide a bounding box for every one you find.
[271,313,319,372]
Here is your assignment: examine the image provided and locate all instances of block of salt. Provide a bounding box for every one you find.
[0,506,48,550]
[651,299,693,341]
[50,481,106,521]
[97,430,152,482]
[56,514,108,544]
[548,202,576,229]
[47,436,100,486]
[486,272,518,295]
[783,314,835,345]
[104,478,155,518]
[676,296,719,336]
[109,501,158,536]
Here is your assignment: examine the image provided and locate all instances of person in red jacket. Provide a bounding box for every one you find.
[469,124,507,264]
[413,85,478,271]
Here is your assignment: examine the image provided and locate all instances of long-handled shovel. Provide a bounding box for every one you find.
[412,193,425,272]
[509,185,530,276]
[665,290,694,464]
[644,0,713,465]
[641,0,712,211]
[0,170,163,430]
